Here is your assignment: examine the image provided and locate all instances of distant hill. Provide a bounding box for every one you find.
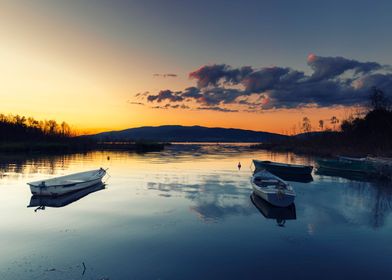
[84,125,288,143]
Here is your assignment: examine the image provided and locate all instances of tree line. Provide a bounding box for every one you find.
[297,88,390,134]
[283,87,392,155]
[0,113,74,142]
[300,116,341,133]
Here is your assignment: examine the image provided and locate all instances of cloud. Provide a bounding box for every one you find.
[307,54,382,81]
[127,101,145,105]
[189,64,253,88]
[142,55,392,112]
[196,106,239,112]
[152,104,190,109]
[134,91,150,99]
[147,89,184,103]
[153,73,178,78]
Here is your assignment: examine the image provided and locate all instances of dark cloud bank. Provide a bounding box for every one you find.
[139,55,392,112]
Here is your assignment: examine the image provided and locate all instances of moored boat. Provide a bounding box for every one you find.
[253,160,313,177]
[316,157,377,174]
[27,168,107,196]
[251,170,296,207]
[28,182,106,210]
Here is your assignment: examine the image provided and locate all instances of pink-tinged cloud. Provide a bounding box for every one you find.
[307,53,317,63]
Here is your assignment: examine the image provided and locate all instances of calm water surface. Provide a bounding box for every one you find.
[0,144,392,280]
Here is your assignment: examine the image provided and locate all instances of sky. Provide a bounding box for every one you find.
[1,0,392,134]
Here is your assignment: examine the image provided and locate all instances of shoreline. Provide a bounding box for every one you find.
[0,141,166,154]
[1,140,390,158]
[249,142,392,158]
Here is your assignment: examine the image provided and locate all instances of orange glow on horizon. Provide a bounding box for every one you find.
[74,105,353,136]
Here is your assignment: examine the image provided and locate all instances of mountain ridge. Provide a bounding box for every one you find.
[83,125,288,143]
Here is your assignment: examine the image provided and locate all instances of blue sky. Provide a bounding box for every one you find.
[18,0,392,70]
[1,0,392,132]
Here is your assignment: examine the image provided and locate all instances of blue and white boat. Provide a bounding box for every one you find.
[251,170,296,207]
[27,168,107,196]
[28,182,106,210]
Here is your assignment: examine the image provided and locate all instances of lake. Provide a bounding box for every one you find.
[0,143,391,280]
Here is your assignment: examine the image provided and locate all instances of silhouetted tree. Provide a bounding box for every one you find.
[319,120,324,131]
[330,116,339,130]
[370,87,390,111]
[302,117,311,133]
[0,113,75,142]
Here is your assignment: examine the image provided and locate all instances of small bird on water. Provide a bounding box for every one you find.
[238,162,241,170]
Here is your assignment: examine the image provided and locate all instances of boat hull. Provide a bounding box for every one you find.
[28,182,105,208]
[27,169,107,196]
[251,170,296,207]
[253,160,313,176]
[29,178,104,196]
[252,185,295,207]
[316,158,376,173]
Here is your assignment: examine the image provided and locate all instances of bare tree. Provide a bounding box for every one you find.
[330,116,339,130]
[60,122,71,136]
[302,117,311,133]
[318,120,324,131]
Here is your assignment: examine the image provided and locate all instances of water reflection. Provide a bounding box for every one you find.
[343,181,392,229]
[273,173,313,183]
[1,146,392,279]
[316,167,371,182]
[250,193,296,227]
[28,182,106,211]
[254,168,314,183]
[0,153,77,178]
[147,177,253,222]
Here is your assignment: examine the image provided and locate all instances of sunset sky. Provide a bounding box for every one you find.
[1,0,392,134]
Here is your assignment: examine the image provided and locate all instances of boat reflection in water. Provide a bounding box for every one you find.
[315,167,371,182]
[250,192,296,227]
[28,182,106,211]
[253,169,313,183]
[270,172,313,183]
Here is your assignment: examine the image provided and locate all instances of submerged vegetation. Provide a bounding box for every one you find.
[253,88,392,157]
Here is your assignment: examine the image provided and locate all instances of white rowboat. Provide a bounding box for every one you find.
[27,168,107,196]
[251,170,296,207]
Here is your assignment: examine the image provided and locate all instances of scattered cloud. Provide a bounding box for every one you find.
[307,53,382,82]
[135,91,149,98]
[147,89,184,103]
[127,101,145,105]
[153,73,178,78]
[189,64,253,88]
[152,104,190,109]
[196,106,239,112]
[137,55,392,112]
